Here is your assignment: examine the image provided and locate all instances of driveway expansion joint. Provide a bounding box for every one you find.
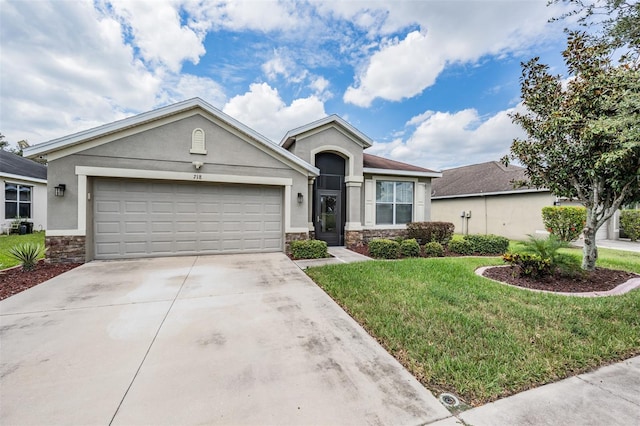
[108,256,197,425]
[577,373,640,407]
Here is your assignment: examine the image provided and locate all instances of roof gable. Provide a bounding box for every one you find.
[431,161,546,198]
[280,115,373,149]
[23,98,318,177]
[0,150,47,181]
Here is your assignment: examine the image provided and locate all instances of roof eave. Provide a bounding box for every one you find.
[363,167,442,178]
[432,188,549,199]
[22,98,319,177]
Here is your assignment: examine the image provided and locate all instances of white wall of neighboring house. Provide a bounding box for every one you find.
[1,175,47,234]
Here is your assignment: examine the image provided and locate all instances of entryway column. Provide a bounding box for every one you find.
[345,176,363,247]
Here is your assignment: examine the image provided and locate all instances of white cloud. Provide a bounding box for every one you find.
[102,0,207,73]
[222,83,326,141]
[159,74,227,107]
[367,104,527,170]
[342,1,568,106]
[0,0,163,144]
[184,0,313,33]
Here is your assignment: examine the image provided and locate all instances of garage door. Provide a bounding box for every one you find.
[93,179,283,259]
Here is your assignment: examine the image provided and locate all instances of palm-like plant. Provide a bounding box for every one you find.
[8,243,47,271]
[520,234,580,275]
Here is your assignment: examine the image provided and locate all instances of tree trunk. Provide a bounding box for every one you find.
[582,209,599,271]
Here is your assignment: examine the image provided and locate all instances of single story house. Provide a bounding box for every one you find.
[25,98,441,263]
[430,161,621,241]
[1,150,47,234]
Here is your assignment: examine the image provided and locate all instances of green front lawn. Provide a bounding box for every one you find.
[306,251,640,406]
[0,232,46,268]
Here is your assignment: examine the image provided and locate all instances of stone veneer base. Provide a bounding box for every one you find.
[46,235,86,264]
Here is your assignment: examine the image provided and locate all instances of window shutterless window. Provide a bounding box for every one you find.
[5,183,32,219]
[375,181,413,225]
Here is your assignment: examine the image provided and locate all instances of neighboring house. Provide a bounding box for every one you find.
[24,98,441,263]
[431,161,621,241]
[0,150,47,234]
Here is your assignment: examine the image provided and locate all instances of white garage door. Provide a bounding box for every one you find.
[93,179,283,259]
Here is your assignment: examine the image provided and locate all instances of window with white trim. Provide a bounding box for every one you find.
[5,183,32,219]
[375,181,413,225]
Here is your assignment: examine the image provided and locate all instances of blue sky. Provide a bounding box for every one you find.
[0,0,576,170]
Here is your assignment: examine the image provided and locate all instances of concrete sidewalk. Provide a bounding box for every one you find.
[572,238,640,252]
[456,356,640,426]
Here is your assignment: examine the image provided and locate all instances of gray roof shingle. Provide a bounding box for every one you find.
[431,161,544,198]
[0,150,47,180]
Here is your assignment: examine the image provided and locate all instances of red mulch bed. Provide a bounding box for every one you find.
[482,266,638,293]
[0,261,82,300]
[348,246,638,293]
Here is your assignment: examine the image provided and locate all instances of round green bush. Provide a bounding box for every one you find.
[448,239,473,255]
[423,241,444,257]
[368,239,400,259]
[400,238,420,257]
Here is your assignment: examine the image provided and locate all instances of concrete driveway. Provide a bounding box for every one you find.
[0,253,450,425]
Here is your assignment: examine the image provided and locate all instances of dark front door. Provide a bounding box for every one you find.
[315,190,342,246]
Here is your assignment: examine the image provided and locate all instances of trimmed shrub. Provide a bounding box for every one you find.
[423,241,444,257]
[620,209,640,242]
[399,238,420,257]
[542,206,586,242]
[9,243,47,271]
[406,221,455,245]
[463,234,510,255]
[503,252,552,278]
[368,239,400,259]
[290,239,328,259]
[448,239,473,255]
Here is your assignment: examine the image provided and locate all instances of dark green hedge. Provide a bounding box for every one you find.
[369,239,400,259]
[463,234,510,255]
[290,239,328,259]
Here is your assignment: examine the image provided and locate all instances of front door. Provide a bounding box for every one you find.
[315,190,342,246]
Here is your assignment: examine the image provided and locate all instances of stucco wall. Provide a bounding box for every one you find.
[1,178,47,233]
[46,114,310,233]
[431,191,555,240]
[289,126,365,177]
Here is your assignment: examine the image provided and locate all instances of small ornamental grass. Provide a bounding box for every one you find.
[9,243,47,271]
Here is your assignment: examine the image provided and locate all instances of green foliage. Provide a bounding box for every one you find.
[290,239,328,260]
[515,234,581,276]
[400,238,420,257]
[406,221,455,245]
[463,234,510,255]
[8,243,47,271]
[620,209,640,241]
[448,239,473,255]
[505,30,640,270]
[542,206,587,242]
[503,252,552,278]
[368,239,400,259]
[423,241,444,257]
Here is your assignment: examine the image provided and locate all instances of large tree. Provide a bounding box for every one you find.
[505,31,640,270]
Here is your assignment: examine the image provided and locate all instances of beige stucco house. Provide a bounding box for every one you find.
[1,150,47,234]
[431,161,621,241]
[25,98,440,263]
